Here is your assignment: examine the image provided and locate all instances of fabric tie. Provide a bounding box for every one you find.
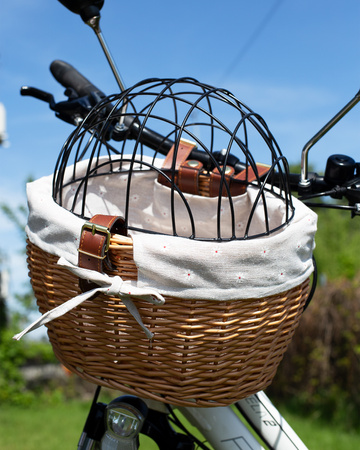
[13,257,165,341]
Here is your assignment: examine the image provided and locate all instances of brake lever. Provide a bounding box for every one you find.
[21,85,101,126]
[52,97,93,125]
[20,86,55,107]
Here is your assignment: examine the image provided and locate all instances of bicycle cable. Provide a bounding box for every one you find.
[166,405,212,450]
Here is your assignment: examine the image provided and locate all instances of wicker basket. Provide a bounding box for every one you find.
[27,233,309,407]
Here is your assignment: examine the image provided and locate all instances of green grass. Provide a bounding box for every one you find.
[0,401,89,450]
[0,400,359,449]
[275,405,360,450]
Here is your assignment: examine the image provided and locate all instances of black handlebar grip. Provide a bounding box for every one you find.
[50,60,106,100]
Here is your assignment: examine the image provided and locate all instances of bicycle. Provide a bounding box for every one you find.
[14,1,360,449]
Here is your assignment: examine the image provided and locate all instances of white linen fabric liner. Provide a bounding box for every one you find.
[15,156,317,339]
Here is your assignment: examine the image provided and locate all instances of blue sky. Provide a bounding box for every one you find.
[1,0,360,313]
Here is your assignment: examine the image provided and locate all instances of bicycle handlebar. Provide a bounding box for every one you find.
[21,60,360,213]
[49,60,248,172]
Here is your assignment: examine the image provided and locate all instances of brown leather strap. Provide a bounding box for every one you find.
[209,163,270,197]
[78,214,126,273]
[209,166,236,197]
[158,139,271,198]
[233,163,270,183]
[161,140,196,171]
[158,140,198,188]
[178,160,204,195]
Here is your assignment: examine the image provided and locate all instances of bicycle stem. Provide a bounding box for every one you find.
[300,88,360,188]
[84,12,129,126]
[85,15,127,94]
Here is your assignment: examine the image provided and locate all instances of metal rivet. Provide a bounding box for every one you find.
[187,160,200,168]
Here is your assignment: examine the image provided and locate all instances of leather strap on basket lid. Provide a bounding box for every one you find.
[158,139,202,195]
[158,139,270,197]
[209,163,270,197]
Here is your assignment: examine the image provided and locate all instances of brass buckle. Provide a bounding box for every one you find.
[78,222,111,259]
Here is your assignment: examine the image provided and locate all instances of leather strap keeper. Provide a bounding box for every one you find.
[209,166,236,197]
[178,160,204,195]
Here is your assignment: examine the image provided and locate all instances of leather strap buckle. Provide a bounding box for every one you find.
[79,222,111,259]
[78,215,126,273]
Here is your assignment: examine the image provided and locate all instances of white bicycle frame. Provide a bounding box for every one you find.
[178,391,307,450]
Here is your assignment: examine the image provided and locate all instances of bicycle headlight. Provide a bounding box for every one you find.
[106,403,144,438]
[101,396,148,450]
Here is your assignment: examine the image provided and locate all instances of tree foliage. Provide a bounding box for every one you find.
[313,206,360,280]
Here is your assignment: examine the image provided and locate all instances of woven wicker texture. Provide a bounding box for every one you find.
[27,236,309,407]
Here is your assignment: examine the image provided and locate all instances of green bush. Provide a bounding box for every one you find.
[0,328,28,404]
[0,327,57,405]
[314,207,360,280]
[268,276,360,430]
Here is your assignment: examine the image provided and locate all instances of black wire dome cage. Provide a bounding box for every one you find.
[53,77,294,240]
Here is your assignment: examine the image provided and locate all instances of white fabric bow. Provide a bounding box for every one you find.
[13,257,165,341]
